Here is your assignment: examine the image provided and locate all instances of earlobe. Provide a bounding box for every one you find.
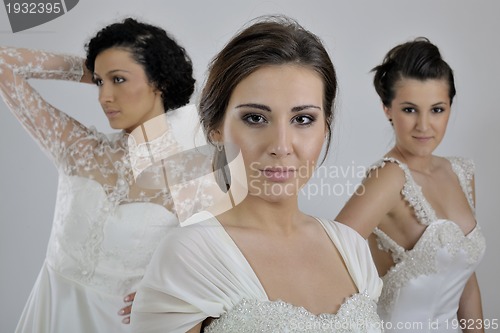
[210,129,223,143]
[383,105,392,120]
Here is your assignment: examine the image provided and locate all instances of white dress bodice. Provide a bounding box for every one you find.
[371,157,486,332]
[132,211,383,333]
[0,47,200,332]
[204,291,379,332]
[46,174,178,296]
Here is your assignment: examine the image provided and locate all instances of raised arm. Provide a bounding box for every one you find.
[0,47,94,165]
[335,161,405,238]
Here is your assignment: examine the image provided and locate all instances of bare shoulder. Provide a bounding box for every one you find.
[362,158,407,193]
[336,158,407,238]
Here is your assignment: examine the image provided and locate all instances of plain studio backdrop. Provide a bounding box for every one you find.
[1,0,499,331]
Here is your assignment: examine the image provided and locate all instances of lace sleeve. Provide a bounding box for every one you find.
[0,47,93,166]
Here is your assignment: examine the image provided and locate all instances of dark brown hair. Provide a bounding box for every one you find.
[372,37,456,107]
[85,18,195,111]
[199,15,337,159]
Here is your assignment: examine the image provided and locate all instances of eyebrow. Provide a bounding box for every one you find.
[399,101,449,107]
[93,69,131,77]
[235,103,321,112]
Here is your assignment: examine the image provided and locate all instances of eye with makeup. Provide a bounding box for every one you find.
[113,76,125,84]
[402,107,417,113]
[241,113,267,127]
[241,113,317,127]
[92,76,126,87]
[93,77,103,87]
[292,114,316,127]
[431,107,445,113]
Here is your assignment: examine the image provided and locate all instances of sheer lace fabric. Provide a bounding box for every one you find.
[369,157,485,332]
[1,47,201,332]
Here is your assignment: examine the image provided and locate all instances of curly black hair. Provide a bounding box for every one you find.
[85,18,195,111]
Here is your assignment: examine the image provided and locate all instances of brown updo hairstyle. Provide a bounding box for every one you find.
[372,37,456,107]
[197,15,337,190]
[199,15,337,159]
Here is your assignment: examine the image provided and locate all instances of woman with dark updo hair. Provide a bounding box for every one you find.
[337,38,485,332]
[131,15,383,333]
[0,17,195,332]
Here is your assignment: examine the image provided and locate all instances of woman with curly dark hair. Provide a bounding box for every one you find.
[0,17,195,332]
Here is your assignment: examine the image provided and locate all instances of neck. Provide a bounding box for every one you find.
[219,194,305,235]
[129,112,171,143]
[389,146,436,174]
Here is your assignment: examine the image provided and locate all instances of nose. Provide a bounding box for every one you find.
[415,112,429,132]
[98,83,113,105]
[268,122,293,158]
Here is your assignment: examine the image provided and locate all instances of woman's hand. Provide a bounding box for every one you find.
[119,291,136,324]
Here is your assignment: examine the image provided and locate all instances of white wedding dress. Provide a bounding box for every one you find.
[0,47,202,333]
[131,211,384,333]
[370,157,486,332]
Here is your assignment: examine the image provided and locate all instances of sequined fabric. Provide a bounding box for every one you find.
[369,157,486,327]
[205,291,381,333]
[131,213,383,333]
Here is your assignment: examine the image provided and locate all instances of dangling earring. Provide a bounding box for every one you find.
[216,142,224,152]
[388,118,393,126]
[212,142,230,192]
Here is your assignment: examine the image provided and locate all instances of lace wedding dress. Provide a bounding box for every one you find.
[371,157,486,332]
[0,47,203,332]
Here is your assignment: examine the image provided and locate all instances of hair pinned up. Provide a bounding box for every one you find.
[372,37,456,107]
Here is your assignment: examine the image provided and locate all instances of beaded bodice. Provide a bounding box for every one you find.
[131,214,383,333]
[370,157,486,315]
[205,291,381,333]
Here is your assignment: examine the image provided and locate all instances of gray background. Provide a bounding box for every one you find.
[1,0,499,331]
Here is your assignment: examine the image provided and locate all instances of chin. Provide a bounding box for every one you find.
[254,194,296,205]
[107,121,122,130]
[249,182,300,203]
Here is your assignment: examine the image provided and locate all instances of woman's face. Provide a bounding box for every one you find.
[217,64,326,203]
[385,78,451,158]
[94,48,164,133]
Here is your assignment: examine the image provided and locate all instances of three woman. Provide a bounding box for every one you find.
[2,13,485,333]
